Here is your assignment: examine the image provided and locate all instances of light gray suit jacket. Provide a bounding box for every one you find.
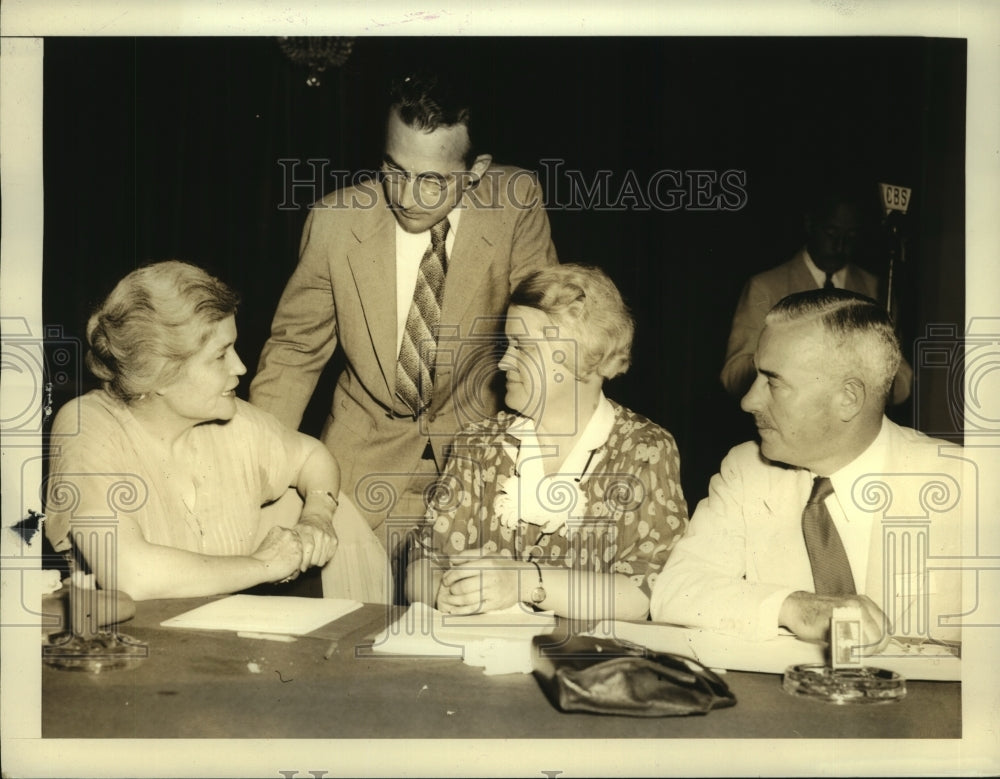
[250,166,557,526]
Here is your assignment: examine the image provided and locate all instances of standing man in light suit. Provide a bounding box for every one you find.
[250,72,558,578]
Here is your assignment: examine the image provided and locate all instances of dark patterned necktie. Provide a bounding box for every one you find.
[801,476,857,595]
[823,271,835,289]
[395,219,450,415]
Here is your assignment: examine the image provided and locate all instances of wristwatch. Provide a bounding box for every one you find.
[528,559,546,605]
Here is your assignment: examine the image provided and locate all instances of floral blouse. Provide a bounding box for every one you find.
[412,400,689,596]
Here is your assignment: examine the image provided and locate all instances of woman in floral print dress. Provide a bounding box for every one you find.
[406,264,688,620]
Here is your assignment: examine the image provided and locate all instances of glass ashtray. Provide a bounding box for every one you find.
[782,663,906,704]
[43,631,148,673]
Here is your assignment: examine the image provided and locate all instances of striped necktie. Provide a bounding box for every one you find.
[801,476,856,595]
[395,219,449,415]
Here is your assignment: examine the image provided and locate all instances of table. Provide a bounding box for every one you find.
[42,598,961,739]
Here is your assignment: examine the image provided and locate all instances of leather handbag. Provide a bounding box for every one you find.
[532,634,736,717]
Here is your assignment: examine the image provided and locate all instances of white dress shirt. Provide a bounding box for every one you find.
[802,249,846,288]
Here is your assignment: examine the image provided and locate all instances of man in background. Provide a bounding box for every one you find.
[721,186,912,403]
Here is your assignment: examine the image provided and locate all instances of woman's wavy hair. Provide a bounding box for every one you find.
[85,261,240,402]
[509,264,634,380]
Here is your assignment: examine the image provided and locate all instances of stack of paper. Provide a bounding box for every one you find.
[160,595,362,636]
[372,601,557,675]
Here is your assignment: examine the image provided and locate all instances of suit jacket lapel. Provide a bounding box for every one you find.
[787,249,819,292]
[346,195,399,391]
[747,466,816,588]
[342,180,502,412]
[440,189,501,329]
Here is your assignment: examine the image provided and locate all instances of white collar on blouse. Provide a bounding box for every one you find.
[497,393,616,532]
[507,392,615,477]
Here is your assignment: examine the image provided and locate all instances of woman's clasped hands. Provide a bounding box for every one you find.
[251,521,338,584]
[294,513,340,572]
[435,557,527,615]
[251,527,304,583]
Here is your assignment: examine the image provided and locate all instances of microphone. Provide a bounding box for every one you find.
[879,182,912,217]
[878,182,913,317]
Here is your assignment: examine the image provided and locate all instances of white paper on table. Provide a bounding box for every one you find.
[371,601,556,674]
[160,595,362,635]
[586,620,961,682]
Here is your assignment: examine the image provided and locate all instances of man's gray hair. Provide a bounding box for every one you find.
[765,288,902,401]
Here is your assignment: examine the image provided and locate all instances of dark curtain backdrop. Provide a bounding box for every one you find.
[42,36,965,506]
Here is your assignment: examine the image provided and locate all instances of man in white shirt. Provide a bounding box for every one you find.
[720,190,912,403]
[652,289,966,653]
